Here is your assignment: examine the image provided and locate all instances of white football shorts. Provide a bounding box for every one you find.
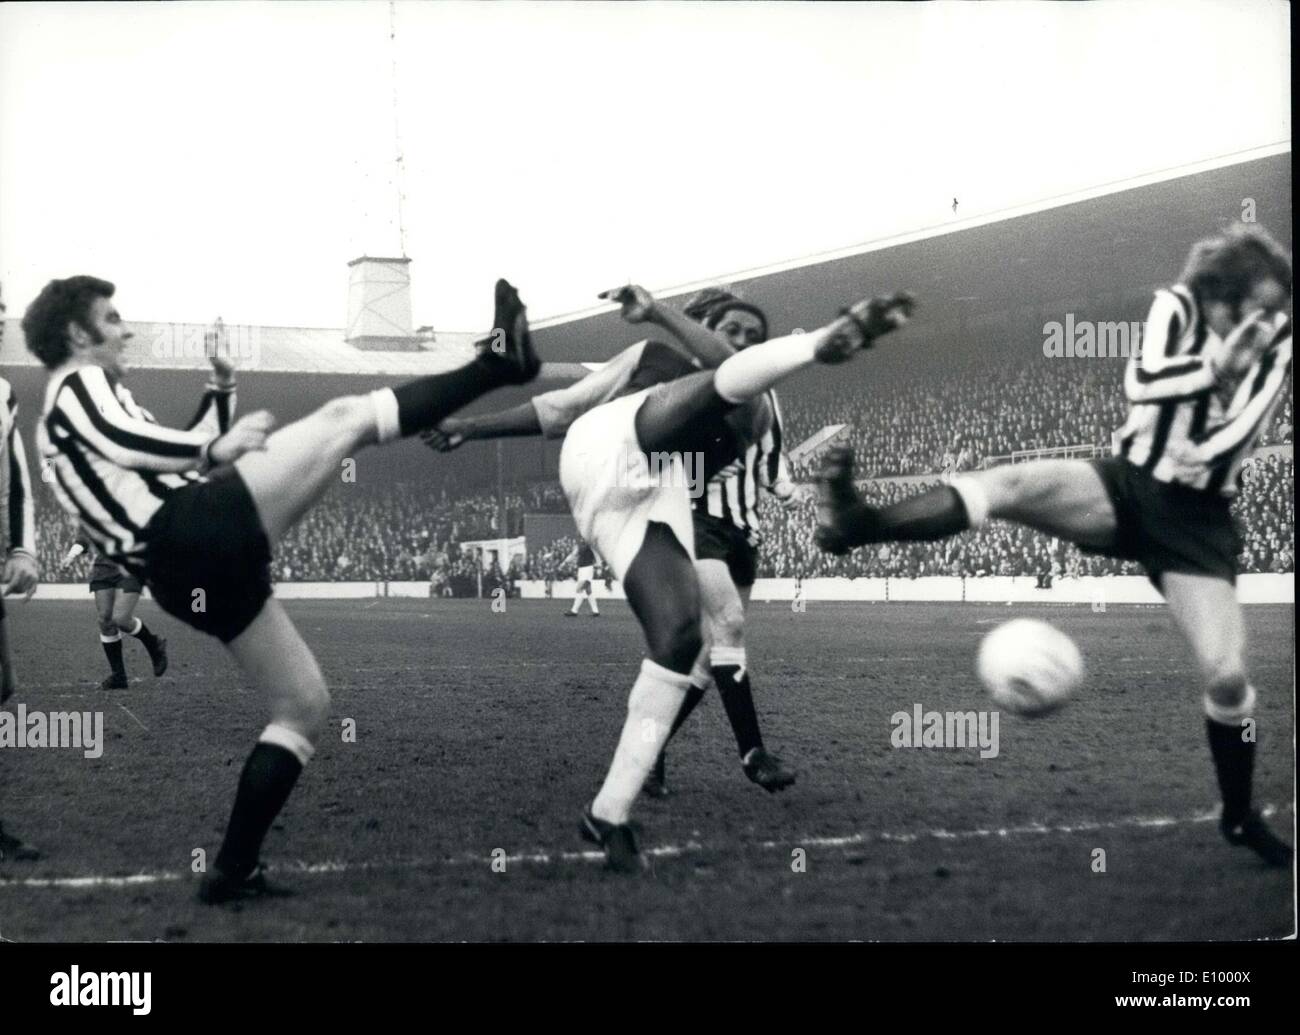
[559,389,695,582]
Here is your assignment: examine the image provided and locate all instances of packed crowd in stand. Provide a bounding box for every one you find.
[35,363,1292,585]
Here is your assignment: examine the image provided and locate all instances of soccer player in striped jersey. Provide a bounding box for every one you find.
[62,528,168,690]
[24,274,539,900]
[815,224,1293,866]
[428,283,914,870]
[563,539,601,616]
[1,288,42,862]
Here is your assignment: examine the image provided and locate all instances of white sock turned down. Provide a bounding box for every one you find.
[591,658,691,825]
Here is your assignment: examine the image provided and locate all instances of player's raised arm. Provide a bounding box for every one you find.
[50,366,268,473]
[1125,288,1219,403]
[424,340,648,451]
[184,353,239,436]
[602,284,736,369]
[424,401,544,452]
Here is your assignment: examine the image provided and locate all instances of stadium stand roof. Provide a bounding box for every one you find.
[529,147,1291,363]
[1,318,483,375]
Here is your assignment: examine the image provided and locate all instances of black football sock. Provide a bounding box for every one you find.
[214,741,305,879]
[123,618,159,648]
[100,635,126,678]
[1206,717,1255,828]
[667,683,707,742]
[711,649,763,758]
[391,359,501,438]
[867,485,972,542]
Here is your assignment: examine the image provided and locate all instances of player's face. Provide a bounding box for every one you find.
[714,307,767,349]
[1203,277,1291,340]
[70,295,134,378]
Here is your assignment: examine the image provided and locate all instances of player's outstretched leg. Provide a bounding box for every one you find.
[816,453,1119,555]
[632,293,914,458]
[583,523,702,872]
[94,589,128,691]
[0,820,40,862]
[197,280,537,902]
[235,278,537,542]
[1162,573,1292,868]
[113,592,168,678]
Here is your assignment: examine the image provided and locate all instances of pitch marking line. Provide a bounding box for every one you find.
[0,805,1284,892]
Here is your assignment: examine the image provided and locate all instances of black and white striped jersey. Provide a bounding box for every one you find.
[693,390,791,541]
[0,376,36,557]
[36,364,236,574]
[1117,285,1292,496]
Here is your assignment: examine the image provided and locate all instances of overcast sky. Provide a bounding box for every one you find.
[0,0,1289,331]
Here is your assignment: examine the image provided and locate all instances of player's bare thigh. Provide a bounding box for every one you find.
[235,394,380,543]
[972,459,1118,549]
[1160,572,1248,703]
[225,598,331,739]
[696,558,749,648]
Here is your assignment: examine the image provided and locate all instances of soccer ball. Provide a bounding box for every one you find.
[976,618,1083,717]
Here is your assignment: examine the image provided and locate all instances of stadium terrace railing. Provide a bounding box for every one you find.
[981,443,1108,468]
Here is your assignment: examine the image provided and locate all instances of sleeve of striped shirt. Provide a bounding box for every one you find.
[531,341,644,439]
[184,381,237,437]
[3,399,36,556]
[50,367,217,473]
[1125,289,1216,403]
[1191,326,1292,465]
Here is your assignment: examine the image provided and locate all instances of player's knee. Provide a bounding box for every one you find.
[707,602,745,648]
[285,686,331,738]
[276,665,331,735]
[96,615,118,636]
[319,395,375,443]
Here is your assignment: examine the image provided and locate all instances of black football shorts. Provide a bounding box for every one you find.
[143,467,273,643]
[1085,456,1241,588]
[692,511,759,589]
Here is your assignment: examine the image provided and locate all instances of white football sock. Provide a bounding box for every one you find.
[714,331,821,403]
[591,659,691,824]
[1204,683,1257,726]
[689,647,714,691]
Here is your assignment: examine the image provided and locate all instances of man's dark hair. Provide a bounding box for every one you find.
[682,286,769,341]
[1181,224,1292,311]
[21,275,116,369]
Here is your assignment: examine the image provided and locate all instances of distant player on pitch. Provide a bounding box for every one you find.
[563,539,601,616]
